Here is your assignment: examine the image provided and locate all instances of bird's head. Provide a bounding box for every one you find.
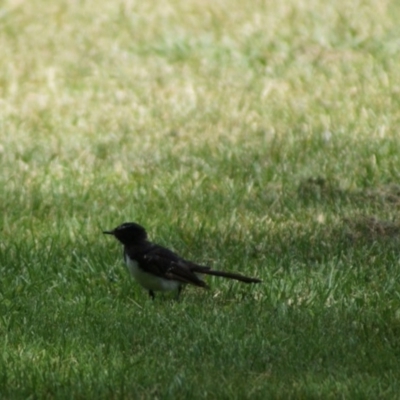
[103,222,148,245]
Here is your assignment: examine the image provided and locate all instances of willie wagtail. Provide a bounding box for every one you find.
[103,222,262,299]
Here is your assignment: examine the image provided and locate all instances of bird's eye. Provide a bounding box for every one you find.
[118,223,130,230]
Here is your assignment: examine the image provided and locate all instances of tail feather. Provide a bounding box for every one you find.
[194,268,261,284]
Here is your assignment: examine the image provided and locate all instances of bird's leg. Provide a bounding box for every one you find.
[149,290,155,300]
[176,285,183,300]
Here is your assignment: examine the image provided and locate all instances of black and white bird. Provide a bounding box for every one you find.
[103,222,261,299]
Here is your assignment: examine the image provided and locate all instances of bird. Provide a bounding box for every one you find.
[103,222,262,299]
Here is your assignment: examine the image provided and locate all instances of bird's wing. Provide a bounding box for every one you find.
[136,245,209,287]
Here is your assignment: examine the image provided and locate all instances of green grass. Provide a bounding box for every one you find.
[1,0,400,397]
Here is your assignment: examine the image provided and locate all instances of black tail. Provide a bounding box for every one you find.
[195,268,261,284]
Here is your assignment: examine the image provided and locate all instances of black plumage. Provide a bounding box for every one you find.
[104,222,261,298]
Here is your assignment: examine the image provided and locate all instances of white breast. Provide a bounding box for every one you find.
[125,257,180,292]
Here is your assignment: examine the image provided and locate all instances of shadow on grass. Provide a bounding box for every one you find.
[298,176,400,208]
[238,178,400,270]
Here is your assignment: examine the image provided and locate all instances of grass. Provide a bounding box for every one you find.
[1,0,400,397]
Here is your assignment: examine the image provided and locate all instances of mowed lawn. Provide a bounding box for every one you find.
[1,0,400,398]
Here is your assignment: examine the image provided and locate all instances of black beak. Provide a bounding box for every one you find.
[103,230,115,235]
